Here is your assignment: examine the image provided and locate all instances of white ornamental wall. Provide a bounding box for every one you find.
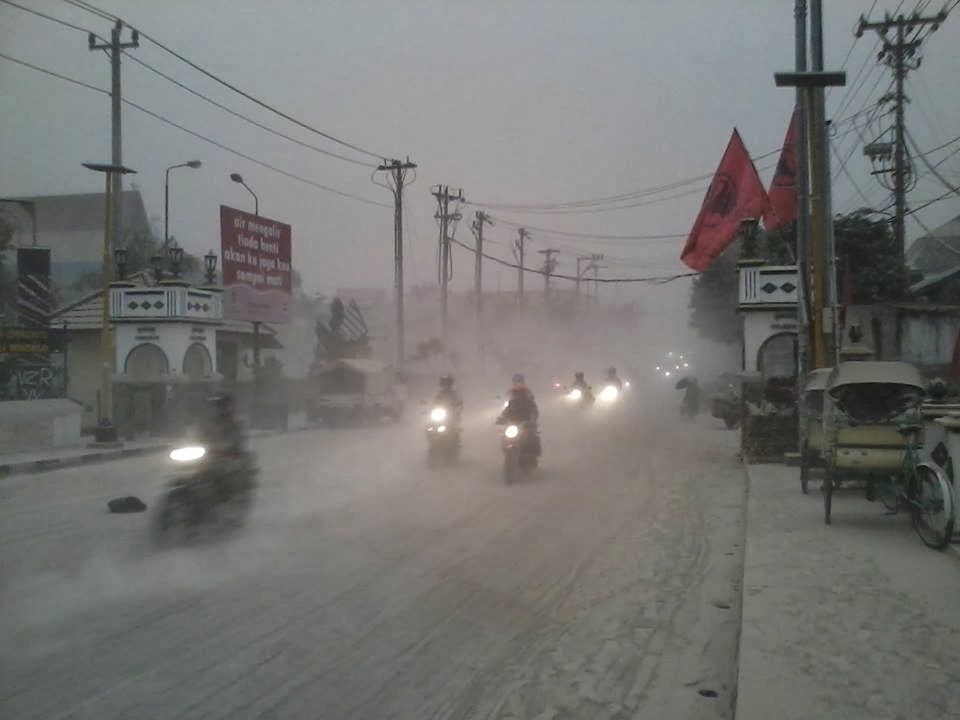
[114,323,218,380]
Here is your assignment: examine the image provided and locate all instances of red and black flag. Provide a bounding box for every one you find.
[681,129,770,272]
[763,108,799,232]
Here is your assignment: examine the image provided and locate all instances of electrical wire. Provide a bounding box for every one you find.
[0,51,391,209]
[487,216,687,243]
[449,237,696,283]
[122,51,377,168]
[61,0,392,162]
[0,0,102,38]
[907,128,960,197]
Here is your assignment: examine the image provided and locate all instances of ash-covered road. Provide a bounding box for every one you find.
[1,394,746,719]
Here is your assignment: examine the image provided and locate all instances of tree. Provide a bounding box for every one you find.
[834,208,907,303]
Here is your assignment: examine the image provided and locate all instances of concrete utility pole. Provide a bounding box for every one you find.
[514,227,530,299]
[89,21,138,257]
[538,248,559,293]
[377,158,417,368]
[794,0,811,403]
[471,210,492,322]
[857,6,947,268]
[775,32,846,369]
[432,185,464,339]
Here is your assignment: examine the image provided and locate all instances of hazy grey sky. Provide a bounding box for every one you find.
[2,0,959,317]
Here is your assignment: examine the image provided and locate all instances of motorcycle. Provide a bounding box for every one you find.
[151,442,258,544]
[710,383,742,429]
[426,404,461,465]
[563,384,595,408]
[498,419,540,483]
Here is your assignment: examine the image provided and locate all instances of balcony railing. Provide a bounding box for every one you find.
[110,285,222,323]
[739,265,799,307]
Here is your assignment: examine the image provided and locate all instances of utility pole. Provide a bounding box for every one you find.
[471,210,493,322]
[857,6,947,269]
[514,227,530,299]
[89,21,138,258]
[432,185,464,339]
[538,248,559,294]
[795,0,811,453]
[575,254,602,297]
[775,32,846,369]
[377,158,417,368]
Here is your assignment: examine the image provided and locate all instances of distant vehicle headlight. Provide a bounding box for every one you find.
[437,425,447,433]
[567,388,583,400]
[600,385,619,402]
[170,446,206,463]
[505,424,520,439]
[430,407,447,422]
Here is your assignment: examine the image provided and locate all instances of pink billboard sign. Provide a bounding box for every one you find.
[219,205,292,323]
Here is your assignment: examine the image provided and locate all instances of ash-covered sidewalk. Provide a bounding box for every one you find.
[735,463,960,719]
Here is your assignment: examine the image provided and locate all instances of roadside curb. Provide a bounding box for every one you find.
[0,443,170,479]
[0,422,325,480]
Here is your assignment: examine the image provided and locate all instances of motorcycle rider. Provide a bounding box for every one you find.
[605,366,623,390]
[498,375,541,454]
[434,374,463,425]
[572,371,589,391]
[200,393,249,498]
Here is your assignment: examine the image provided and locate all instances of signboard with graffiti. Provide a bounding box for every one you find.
[0,327,66,400]
[219,205,292,323]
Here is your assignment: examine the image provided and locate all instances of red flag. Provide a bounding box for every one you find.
[763,108,799,232]
[681,129,770,272]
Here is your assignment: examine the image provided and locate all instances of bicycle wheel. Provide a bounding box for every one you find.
[911,464,956,550]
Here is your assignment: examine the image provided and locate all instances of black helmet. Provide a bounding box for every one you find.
[607,366,617,376]
[575,371,584,381]
[209,393,234,414]
[440,374,454,388]
[512,373,525,385]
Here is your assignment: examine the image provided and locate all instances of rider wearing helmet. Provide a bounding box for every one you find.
[572,371,589,390]
[501,374,539,425]
[434,374,464,422]
[200,393,248,497]
[605,366,623,390]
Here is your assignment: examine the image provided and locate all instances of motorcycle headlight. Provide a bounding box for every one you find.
[170,445,206,463]
[624,380,631,388]
[437,425,447,433]
[430,407,447,422]
[568,388,583,400]
[600,385,619,401]
[504,424,520,439]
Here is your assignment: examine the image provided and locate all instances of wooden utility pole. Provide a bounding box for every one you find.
[471,210,492,323]
[432,185,464,339]
[376,158,417,368]
[514,228,530,299]
[538,248,559,294]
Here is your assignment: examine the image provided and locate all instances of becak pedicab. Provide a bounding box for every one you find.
[800,367,832,494]
[822,361,956,549]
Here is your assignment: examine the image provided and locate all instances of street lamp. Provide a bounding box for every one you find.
[82,161,137,444]
[230,172,259,216]
[164,160,202,248]
[167,242,184,279]
[113,246,127,281]
[204,250,218,284]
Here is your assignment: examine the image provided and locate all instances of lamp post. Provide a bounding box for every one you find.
[113,246,127,281]
[229,172,262,420]
[167,242,184,280]
[83,161,136,443]
[164,160,201,249]
[204,250,218,285]
[230,173,259,216]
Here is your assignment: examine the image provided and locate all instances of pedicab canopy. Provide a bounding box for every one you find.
[827,361,926,424]
[803,367,833,393]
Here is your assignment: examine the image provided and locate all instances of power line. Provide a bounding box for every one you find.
[449,237,695,284]
[907,128,960,197]
[62,0,392,162]
[121,51,377,168]
[60,0,113,21]
[0,51,391,209]
[488,215,687,242]
[0,0,102,37]
[467,149,781,212]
